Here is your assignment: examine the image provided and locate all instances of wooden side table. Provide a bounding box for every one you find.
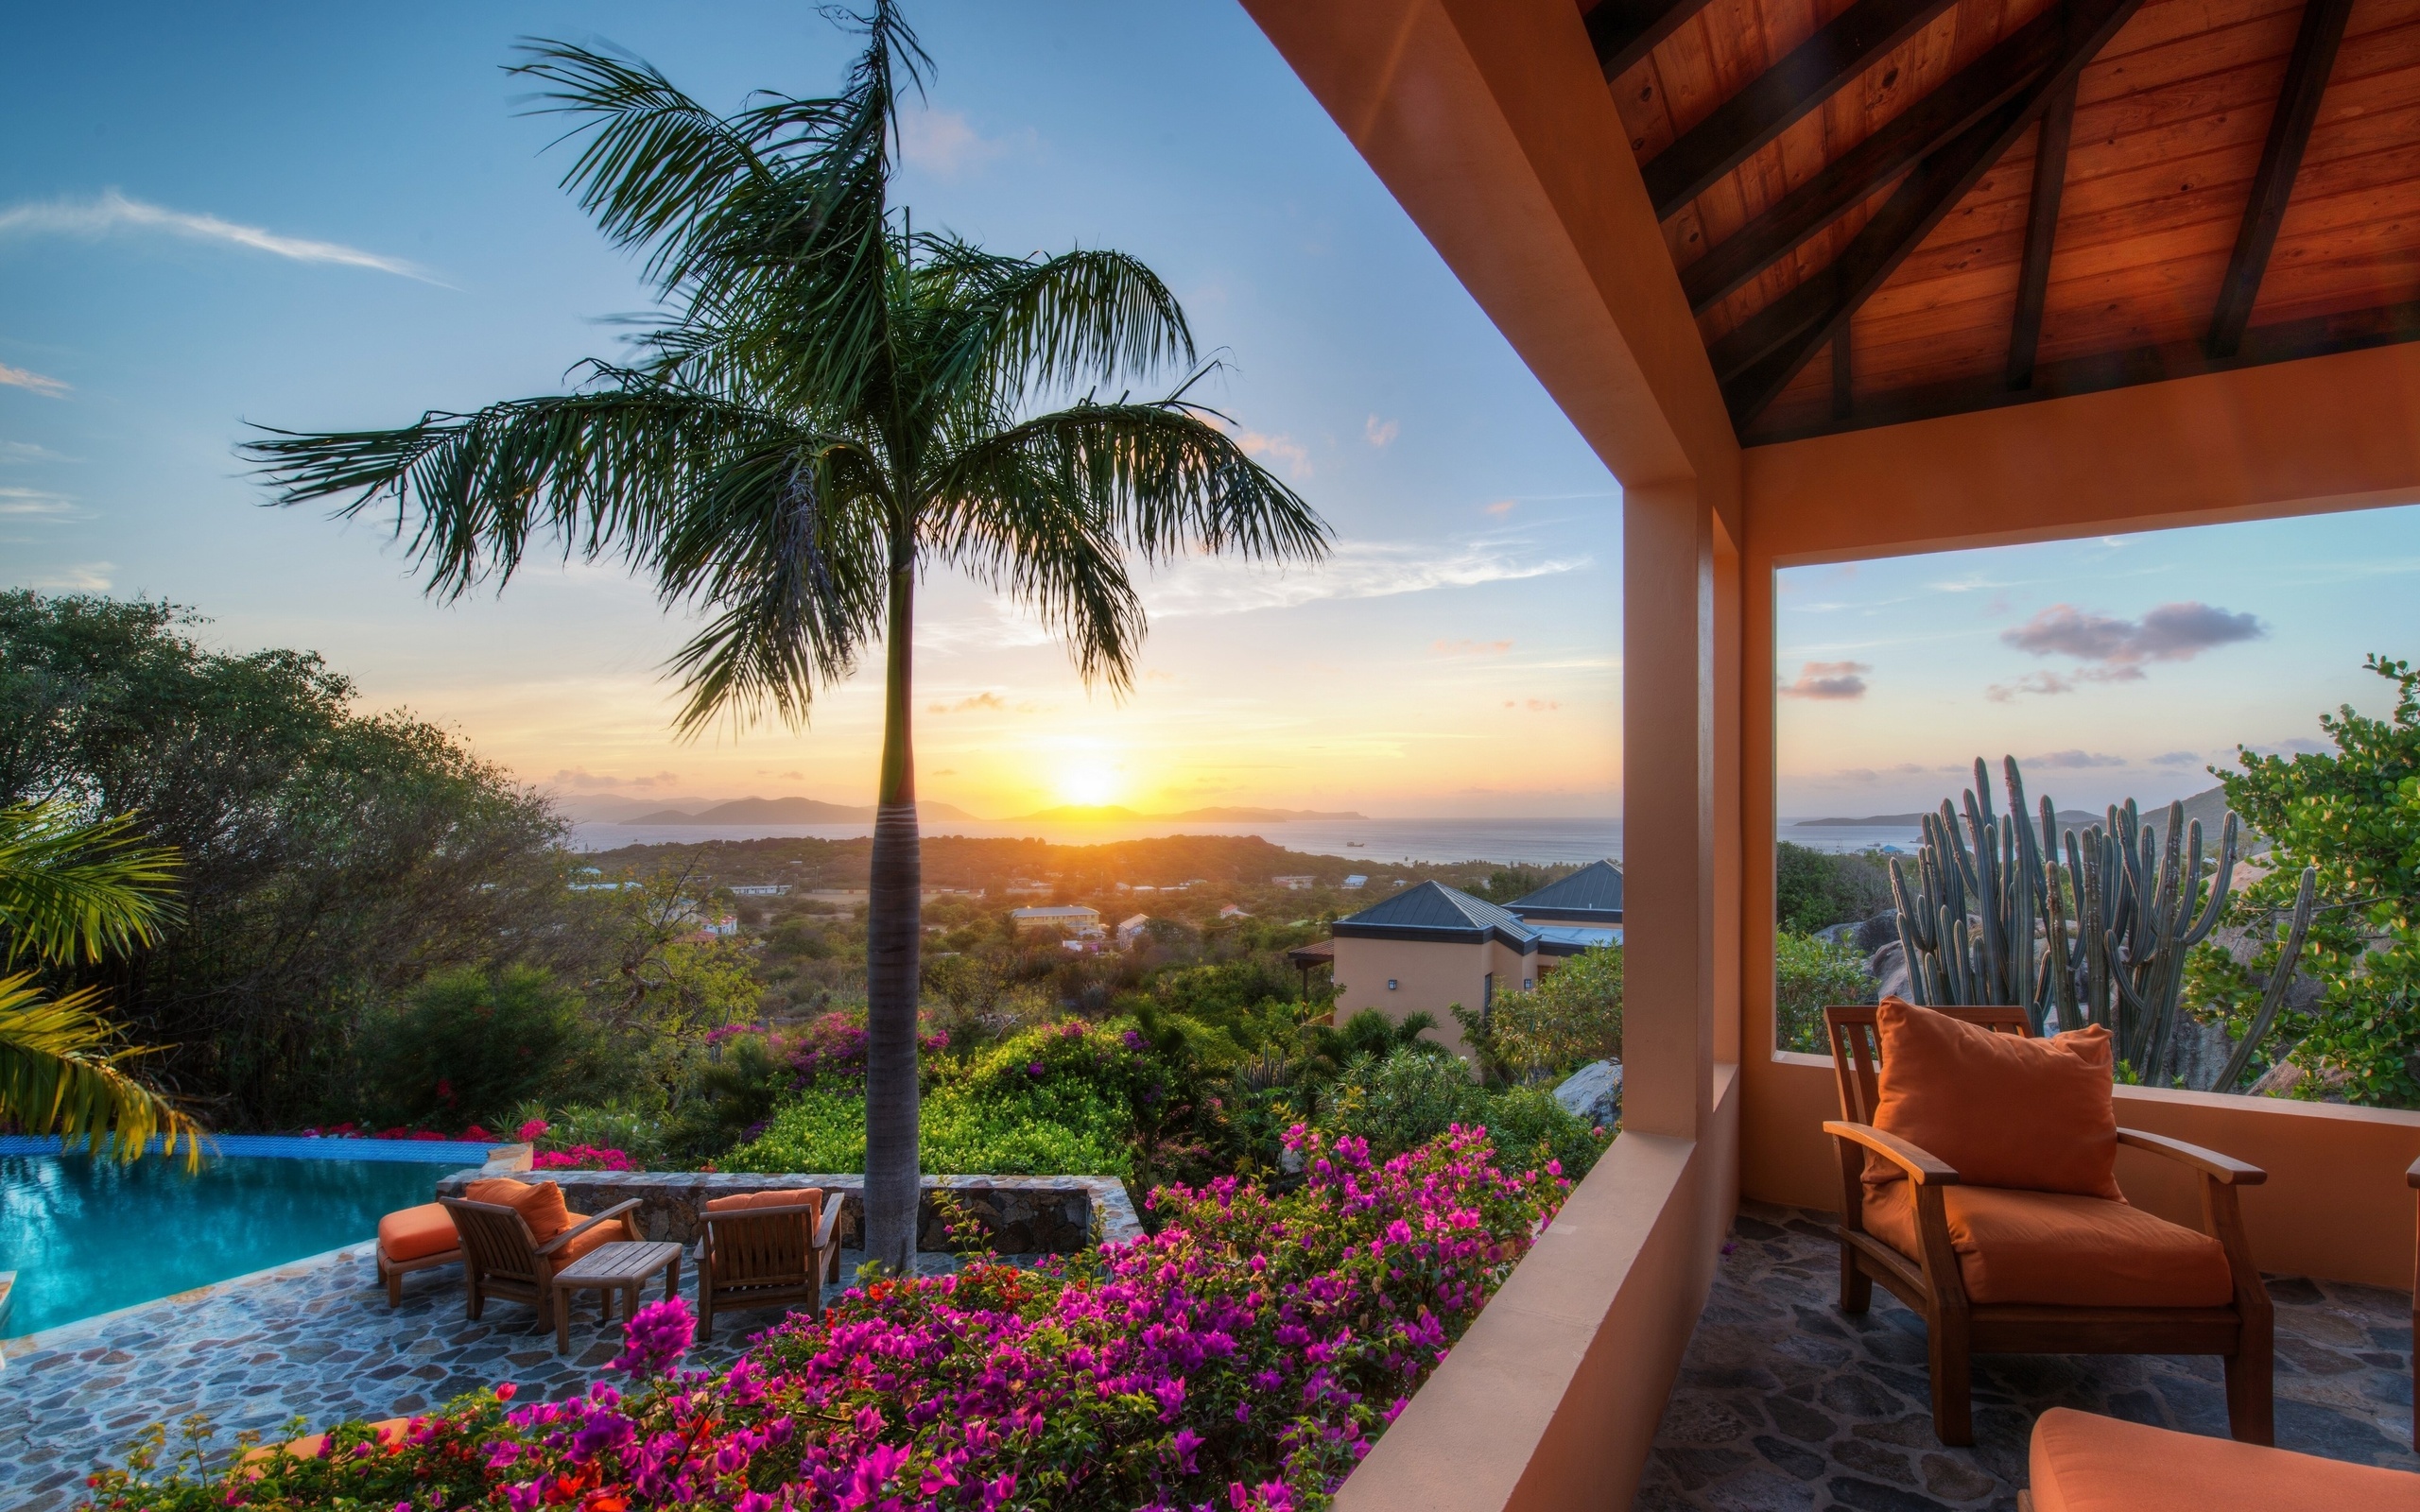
[550,1241,683,1354]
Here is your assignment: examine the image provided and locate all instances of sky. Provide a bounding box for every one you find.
[3,3,2415,828]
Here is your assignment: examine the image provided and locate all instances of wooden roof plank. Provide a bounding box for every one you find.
[2207,0,2360,353]
[1643,0,1970,214]
[2009,79,2081,384]
[1677,0,2090,312]
[1589,0,1730,80]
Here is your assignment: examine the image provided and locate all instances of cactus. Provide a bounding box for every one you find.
[1887,758,2049,1023]
[1890,757,2255,1076]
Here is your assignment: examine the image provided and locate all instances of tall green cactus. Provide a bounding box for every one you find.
[1890,757,2249,1074]
[1888,758,2048,1022]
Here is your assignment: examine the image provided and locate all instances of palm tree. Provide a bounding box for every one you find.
[0,800,198,1164]
[244,5,1329,1271]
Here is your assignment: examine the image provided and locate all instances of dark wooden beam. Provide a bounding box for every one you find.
[1680,0,2100,315]
[1583,0,1720,83]
[2206,0,2356,357]
[1710,0,2151,429]
[2006,76,2077,388]
[1642,0,1963,217]
[1750,298,2420,444]
[1832,326,1855,421]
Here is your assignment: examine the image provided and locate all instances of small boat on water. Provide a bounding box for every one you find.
[1346,840,1365,848]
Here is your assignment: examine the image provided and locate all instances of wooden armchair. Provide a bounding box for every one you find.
[698,1188,845,1340]
[440,1193,640,1332]
[1822,1004,2273,1447]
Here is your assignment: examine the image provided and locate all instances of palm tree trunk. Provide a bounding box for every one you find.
[862,553,923,1277]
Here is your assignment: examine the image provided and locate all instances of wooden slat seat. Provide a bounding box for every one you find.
[698,1189,846,1340]
[438,1194,640,1335]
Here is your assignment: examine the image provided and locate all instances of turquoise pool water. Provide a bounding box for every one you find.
[0,1151,450,1337]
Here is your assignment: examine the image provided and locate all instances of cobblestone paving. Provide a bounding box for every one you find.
[1642,1202,2419,1511]
[0,1242,964,1512]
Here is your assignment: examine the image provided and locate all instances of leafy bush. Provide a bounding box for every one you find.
[1775,842,1894,934]
[1318,1048,1608,1179]
[87,1126,1568,1512]
[514,1100,669,1168]
[355,965,608,1131]
[1774,930,1876,1054]
[1483,945,1622,1078]
[664,1029,796,1159]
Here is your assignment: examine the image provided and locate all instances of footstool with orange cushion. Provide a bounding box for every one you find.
[2019,1406,2420,1511]
[375,1203,464,1306]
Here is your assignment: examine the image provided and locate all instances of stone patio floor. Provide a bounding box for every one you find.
[0,1240,959,1512]
[1642,1202,2420,1511]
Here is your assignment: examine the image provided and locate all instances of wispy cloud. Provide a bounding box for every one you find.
[2149,749,2203,766]
[1482,499,1516,516]
[0,440,71,460]
[0,363,70,396]
[1363,415,1398,448]
[0,189,439,283]
[0,486,75,517]
[2025,749,2127,769]
[550,767,681,791]
[2003,601,2264,667]
[1779,660,1871,699]
[1236,430,1311,480]
[929,692,1009,714]
[24,561,112,591]
[895,107,1013,177]
[1143,538,1590,619]
[1431,639,1513,657]
[1502,697,1560,712]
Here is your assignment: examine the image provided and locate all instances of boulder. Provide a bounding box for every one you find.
[1553,1059,1622,1127]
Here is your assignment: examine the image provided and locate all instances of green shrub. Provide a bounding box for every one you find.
[1486,944,1622,1077]
[724,1081,1131,1176]
[664,1030,795,1160]
[1318,1048,1608,1178]
[356,965,606,1130]
[1776,842,1894,934]
[1774,930,1876,1054]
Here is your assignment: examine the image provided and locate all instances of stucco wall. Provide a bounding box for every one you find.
[1332,936,1541,1056]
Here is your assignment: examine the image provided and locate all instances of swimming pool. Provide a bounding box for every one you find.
[0,1138,493,1338]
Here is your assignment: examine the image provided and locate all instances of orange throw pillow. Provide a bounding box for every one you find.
[463,1177,576,1240]
[704,1187,825,1215]
[1869,997,2121,1200]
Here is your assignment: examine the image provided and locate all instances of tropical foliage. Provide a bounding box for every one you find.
[1773,930,1878,1055]
[1480,945,1623,1079]
[0,798,195,1162]
[1316,1048,1608,1179]
[242,3,1326,1271]
[84,1126,1566,1512]
[2187,653,2420,1106]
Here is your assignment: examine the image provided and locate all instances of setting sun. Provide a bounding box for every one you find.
[1057,760,1122,808]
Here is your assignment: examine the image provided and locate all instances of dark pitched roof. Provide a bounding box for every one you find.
[1507,860,1624,924]
[1332,881,1538,951]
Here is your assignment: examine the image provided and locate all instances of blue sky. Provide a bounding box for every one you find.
[3,3,2413,825]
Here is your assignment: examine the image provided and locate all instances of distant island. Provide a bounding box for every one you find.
[1794,785,2246,847]
[629,796,984,825]
[1796,809,2100,829]
[1013,804,1367,824]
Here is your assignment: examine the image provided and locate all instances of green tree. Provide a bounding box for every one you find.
[1482,945,1623,1080]
[1,593,578,1125]
[0,800,197,1163]
[1774,841,1894,934]
[1774,930,1876,1054]
[244,8,1326,1269]
[2200,654,2420,1106]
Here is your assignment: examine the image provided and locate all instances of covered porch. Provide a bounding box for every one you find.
[1237,0,2420,1506]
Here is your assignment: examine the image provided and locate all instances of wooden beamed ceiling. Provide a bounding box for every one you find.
[1583,0,2420,441]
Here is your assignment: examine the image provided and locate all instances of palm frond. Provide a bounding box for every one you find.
[929,396,1331,569]
[651,438,896,735]
[0,973,199,1168]
[243,377,800,599]
[918,242,1195,408]
[0,801,182,968]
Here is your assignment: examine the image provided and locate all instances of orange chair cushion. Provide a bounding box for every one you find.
[2029,1406,2420,1511]
[1870,997,2121,1200]
[463,1177,575,1241]
[1864,1183,2234,1307]
[377,1203,460,1264]
[704,1187,825,1215]
[551,1217,628,1267]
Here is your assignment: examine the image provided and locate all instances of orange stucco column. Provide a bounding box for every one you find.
[1623,480,1719,1139]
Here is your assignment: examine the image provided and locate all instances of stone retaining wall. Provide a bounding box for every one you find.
[433,1170,1140,1252]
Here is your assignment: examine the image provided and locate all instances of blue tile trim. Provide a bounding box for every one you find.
[0,1133,501,1164]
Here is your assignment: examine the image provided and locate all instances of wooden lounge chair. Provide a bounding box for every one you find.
[440,1180,640,1333]
[1823,1001,2273,1446]
[698,1187,844,1341]
[2016,1406,2420,1511]
[375,1202,463,1306]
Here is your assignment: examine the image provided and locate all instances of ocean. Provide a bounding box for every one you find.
[570,815,1928,867]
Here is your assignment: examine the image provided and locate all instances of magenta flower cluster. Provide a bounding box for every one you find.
[784,1013,951,1090]
[534,1144,638,1172]
[103,1126,1569,1512]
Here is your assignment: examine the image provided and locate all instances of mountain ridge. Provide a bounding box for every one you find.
[627,796,985,825]
[1013,804,1367,824]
